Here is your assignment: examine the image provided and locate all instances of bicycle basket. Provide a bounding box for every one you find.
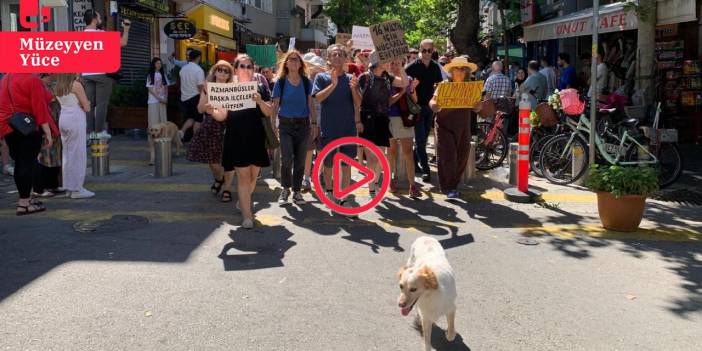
[535,102,558,127]
[559,89,585,115]
[494,97,515,115]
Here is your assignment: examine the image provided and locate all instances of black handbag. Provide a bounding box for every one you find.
[5,75,37,136]
[405,94,422,115]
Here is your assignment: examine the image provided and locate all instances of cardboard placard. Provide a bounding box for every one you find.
[207,82,258,111]
[435,81,485,109]
[351,26,374,50]
[336,33,351,45]
[369,20,408,63]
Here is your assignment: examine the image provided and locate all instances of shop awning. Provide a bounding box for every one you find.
[523,2,637,42]
[657,0,697,26]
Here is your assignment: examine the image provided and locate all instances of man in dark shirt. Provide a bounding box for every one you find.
[557,53,578,90]
[405,38,444,182]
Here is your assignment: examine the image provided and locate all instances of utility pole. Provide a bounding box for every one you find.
[589,0,599,165]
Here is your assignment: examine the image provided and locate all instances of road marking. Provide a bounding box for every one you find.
[522,225,701,242]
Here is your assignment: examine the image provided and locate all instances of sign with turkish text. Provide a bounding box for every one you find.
[72,0,92,32]
[369,20,408,63]
[207,82,257,111]
[351,26,374,50]
[435,81,485,109]
[163,20,196,40]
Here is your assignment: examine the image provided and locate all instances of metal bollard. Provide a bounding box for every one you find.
[463,141,476,183]
[572,145,585,185]
[90,138,110,176]
[508,142,518,185]
[154,138,172,177]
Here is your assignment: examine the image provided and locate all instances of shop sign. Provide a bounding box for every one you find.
[72,0,92,31]
[209,14,230,32]
[656,24,678,39]
[120,7,154,24]
[524,8,637,42]
[164,20,196,40]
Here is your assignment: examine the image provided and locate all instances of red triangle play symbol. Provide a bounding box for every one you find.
[333,153,375,199]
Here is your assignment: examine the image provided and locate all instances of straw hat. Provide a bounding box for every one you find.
[443,56,478,74]
[211,59,234,73]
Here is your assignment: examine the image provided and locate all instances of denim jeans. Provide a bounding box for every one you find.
[279,121,310,192]
[414,104,434,174]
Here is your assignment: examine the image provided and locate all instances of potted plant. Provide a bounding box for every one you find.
[585,164,659,232]
[107,81,149,130]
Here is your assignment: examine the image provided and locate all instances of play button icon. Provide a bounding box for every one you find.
[312,137,391,216]
[332,153,374,199]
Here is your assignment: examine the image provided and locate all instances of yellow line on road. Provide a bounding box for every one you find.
[82,182,596,203]
[522,225,701,242]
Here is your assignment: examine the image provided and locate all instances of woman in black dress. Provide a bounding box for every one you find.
[206,55,273,229]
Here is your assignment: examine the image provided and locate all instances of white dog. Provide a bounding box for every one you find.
[397,236,457,350]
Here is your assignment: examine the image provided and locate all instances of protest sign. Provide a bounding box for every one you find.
[351,26,374,50]
[245,44,277,68]
[435,81,485,108]
[207,82,258,111]
[369,20,408,63]
[336,33,351,45]
[289,37,296,52]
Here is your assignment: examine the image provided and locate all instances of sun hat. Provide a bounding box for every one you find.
[443,56,478,73]
[210,60,234,74]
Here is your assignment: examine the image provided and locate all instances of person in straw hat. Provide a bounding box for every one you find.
[429,55,478,199]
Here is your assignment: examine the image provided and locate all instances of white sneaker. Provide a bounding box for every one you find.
[242,218,254,229]
[2,164,13,176]
[97,130,112,139]
[70,188,95,199]
[292,192,306,205]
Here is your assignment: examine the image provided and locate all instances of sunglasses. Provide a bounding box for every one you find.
[215,67,231,74]
[421,48,434,54]
[237,64,254,70]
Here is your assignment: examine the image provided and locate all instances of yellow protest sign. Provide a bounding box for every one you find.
[436,81,484,108]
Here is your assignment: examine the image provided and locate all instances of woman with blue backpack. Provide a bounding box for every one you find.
[271,50,318,206]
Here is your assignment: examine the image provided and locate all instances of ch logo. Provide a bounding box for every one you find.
[19,0,52,29]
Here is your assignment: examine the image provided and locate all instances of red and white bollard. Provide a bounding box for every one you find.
[504,93,542,203]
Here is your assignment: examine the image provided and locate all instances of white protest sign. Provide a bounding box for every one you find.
[207,82,258,111]
[369,20,408,63]
[289,37,296,52]
[351,26,374,50]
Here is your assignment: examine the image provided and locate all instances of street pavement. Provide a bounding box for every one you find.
[1,136,701,351]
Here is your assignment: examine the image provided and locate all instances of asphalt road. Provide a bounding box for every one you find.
[1,137,700,351]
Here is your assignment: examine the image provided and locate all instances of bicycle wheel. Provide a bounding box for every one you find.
[475,121,508,170]
[530,133,556,177]
[625,142,683,188]
[539,134,589,185]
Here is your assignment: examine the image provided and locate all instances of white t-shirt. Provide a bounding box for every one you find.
[588,63,608,97]
[82,28,104,76]
[146,72,170,104]
[179,62,205,101]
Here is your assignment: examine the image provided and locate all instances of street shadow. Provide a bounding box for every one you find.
[218,225,296,271]
[375,200,459,236]
[438,233,475,250]
[387,195,464,225]
[282,202,340,236]
[412,317,472,351]
[341,216,405,254]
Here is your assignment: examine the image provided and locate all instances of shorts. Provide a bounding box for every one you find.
[181,95,203,123]
[389,116,415,139]
[318,137,357,167]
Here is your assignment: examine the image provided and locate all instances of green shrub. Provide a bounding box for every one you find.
[585,164,659,197]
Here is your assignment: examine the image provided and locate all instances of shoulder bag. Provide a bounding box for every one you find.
[5,75,37,136]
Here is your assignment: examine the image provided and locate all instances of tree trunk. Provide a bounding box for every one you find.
[451,0,487,66]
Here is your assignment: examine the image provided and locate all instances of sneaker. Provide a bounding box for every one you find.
[409,185,421,198]
[33,191,56,198]
[292,192,306,205]
[422,173,431,183]
[447,190,460,199]
[429,156,437,164]
[2,164,14,176]
[278,189,290,206]
[339,199,357,218]
[97,130,112,139]
[301,178,311,192]
[70,188,95,199]
[242,218,254,229]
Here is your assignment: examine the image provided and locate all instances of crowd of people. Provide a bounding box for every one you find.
[0,18,612,227]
